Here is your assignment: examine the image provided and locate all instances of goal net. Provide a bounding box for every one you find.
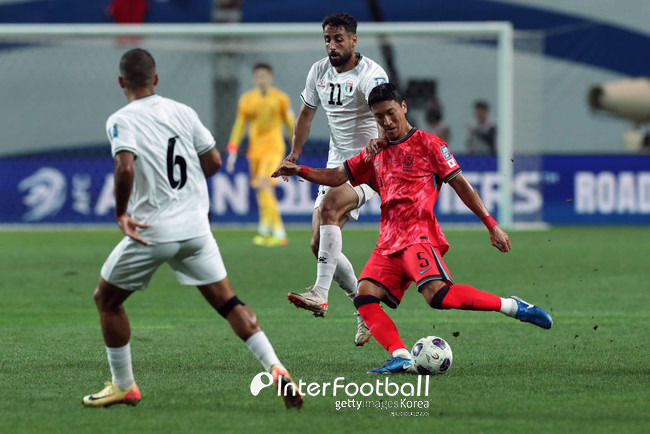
[0,23,544,227]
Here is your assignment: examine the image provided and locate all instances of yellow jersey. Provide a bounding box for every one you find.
[228,87,294,160]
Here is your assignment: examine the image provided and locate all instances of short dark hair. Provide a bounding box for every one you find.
[322,13,357,34]
[474,100,489,110]
[119,48,156,88]
[253,63,273,73]
[368,83,403,107]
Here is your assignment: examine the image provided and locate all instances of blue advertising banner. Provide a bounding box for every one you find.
[1,154,648,225]
[542,155,650,224]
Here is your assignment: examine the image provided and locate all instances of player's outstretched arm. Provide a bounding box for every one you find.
[113,151,149,246]
[448,173,511,252]
[272,161,348,187]
[284,103,295,146]
[285,105,316,164]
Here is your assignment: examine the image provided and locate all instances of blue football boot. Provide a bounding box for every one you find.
[511,296,553,329]
[367,356,412,374]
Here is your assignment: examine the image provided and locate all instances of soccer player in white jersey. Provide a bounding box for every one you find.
[82,49,302,409]
[277,13,388,346]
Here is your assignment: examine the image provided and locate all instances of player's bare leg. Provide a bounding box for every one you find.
[94,278,133,348]
[198,278,261,339]
[287,184,370,345]
[199,278,302,408]
[83,279,140,407]
[419,280,552,329]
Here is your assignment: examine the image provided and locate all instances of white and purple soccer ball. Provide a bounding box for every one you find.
[411,336,453,375]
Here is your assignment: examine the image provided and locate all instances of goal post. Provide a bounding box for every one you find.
[0,22,519,227]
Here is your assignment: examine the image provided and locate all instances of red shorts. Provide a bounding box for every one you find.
[358,243,453,309]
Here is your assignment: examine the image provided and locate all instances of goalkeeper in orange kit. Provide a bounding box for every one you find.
[226,63,295,247]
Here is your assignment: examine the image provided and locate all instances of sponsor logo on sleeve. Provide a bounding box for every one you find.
[374,77,387,86]
[440,145,456,168]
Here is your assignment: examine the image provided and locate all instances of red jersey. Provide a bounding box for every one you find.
[344,128,461,255]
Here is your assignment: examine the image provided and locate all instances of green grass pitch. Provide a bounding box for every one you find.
[1,227,649,433]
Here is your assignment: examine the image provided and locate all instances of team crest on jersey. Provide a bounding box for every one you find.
[403,154,414,170]
[111,123,118,138]
[344,82,354,93]
[374,77,387,86]
[318,79,326,88]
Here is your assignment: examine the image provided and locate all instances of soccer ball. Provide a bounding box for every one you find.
[411,336,453,375]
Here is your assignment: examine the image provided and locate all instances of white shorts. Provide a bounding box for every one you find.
[314,182,375,221]
[101,234,227,291]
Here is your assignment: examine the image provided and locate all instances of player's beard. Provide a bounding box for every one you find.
[328,50,352,67]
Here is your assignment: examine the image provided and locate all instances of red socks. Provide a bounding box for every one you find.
[437,284,502,311]
[356,302,406,354]
[355,284,502,354]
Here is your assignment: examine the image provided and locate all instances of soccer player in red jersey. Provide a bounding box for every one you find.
[273,83,552,374]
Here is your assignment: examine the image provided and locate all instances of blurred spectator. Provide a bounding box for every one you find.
[643,130,650,153]
[214,0,243,22]
[107,0,148,23]
[466,100,496,155]
[107,0,148,45]
[423,99,450,143]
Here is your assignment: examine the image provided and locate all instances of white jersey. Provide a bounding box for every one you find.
[300,54,388,167]
[106,94,216,243]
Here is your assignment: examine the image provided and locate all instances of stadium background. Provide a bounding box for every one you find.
[1,3,649,433]
[1,0,649,226]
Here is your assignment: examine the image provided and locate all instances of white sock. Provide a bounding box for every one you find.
[500,297,517,317]
[312,225,342,300]
[106,343,134,389]
[245,331,282,372]
[258,224,270,237]
[333,253,358,300]
[392,348,411,359]
[272,226,287,239]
